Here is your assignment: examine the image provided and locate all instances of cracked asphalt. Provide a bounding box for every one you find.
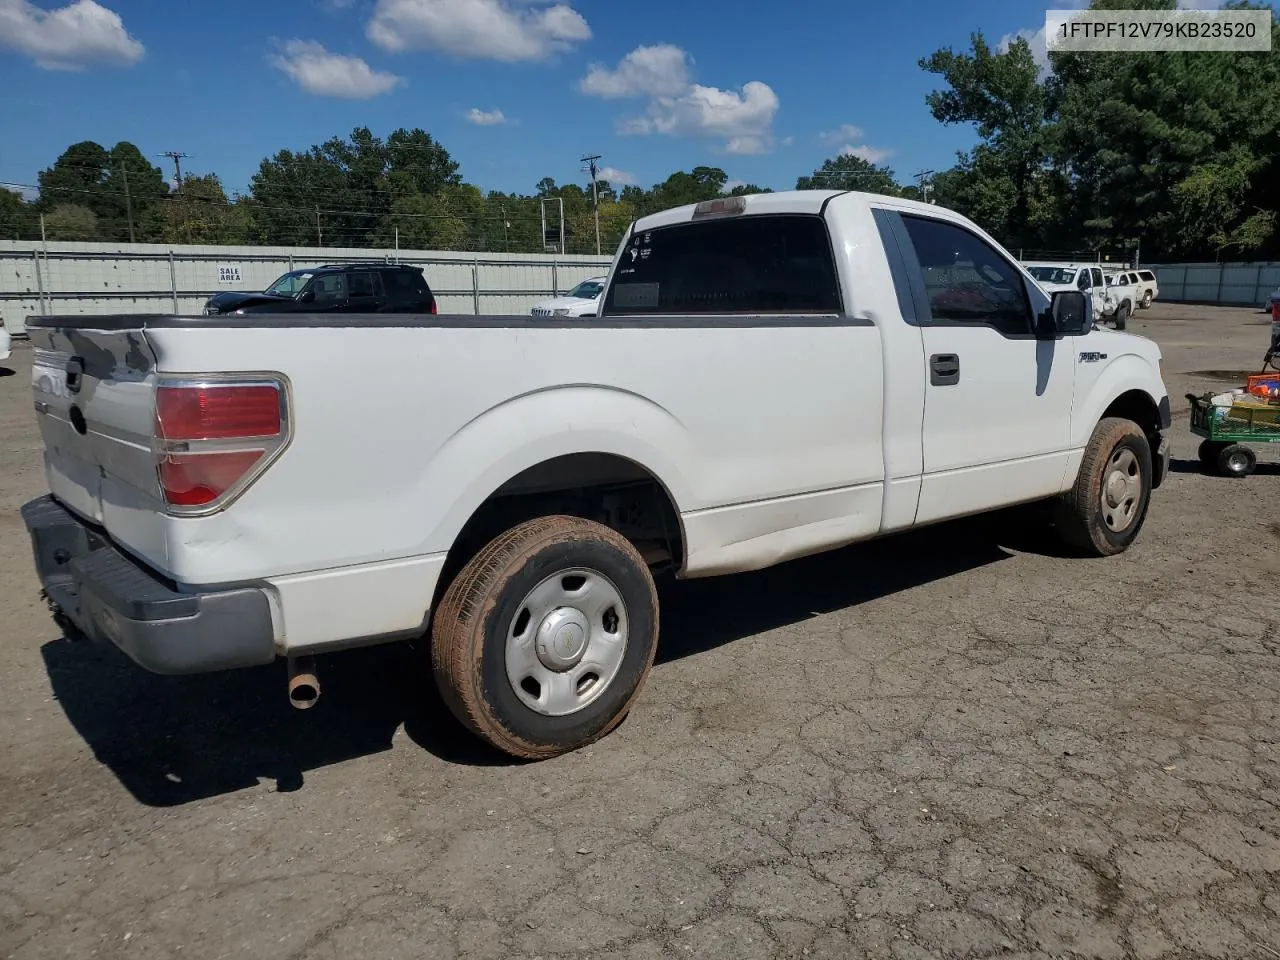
[2,302,1279,960]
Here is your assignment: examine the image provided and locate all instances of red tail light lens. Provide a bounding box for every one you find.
[158,451,265,506]
[155,384,281,441]
[430,299,438,315]
[152,378,289,513]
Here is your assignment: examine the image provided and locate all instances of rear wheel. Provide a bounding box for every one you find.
[431,516,659,759]
[1216,444,1256,478]
[1113,302,1130,330]
[1141,291,1153,309]
[1055,417,1152,557]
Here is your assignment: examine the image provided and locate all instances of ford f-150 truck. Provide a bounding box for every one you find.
[21,190,1172,760]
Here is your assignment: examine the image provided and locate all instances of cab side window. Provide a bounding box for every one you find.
[900,215,1033,337]
[1077,271,1091,291]
[310,273,347,303]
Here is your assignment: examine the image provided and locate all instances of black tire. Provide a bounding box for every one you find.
[1055,417,1153,557]
[1113,302,1130,330]
[431,516,659,760]
[1216,444,1256,478]
[1198,439,1227,470]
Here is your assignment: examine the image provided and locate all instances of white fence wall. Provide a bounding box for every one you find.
[1144,261,1280,307]
[0,241,614,335]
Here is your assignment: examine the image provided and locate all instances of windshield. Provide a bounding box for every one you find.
[264,270,314,297]
[1026,266,1077,284]
[567,280,604,300]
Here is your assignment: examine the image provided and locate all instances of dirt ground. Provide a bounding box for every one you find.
[1,303,1278,960]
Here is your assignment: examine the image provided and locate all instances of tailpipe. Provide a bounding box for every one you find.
[287,656,320,710]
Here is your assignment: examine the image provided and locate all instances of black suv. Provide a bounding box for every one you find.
[203,263,437,316]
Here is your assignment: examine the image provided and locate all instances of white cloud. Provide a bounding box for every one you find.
[588,43,781,154]
[579,44,692,99]
[0,0,143,70]
[465,107,507,125]
[596,166,635,185]
[270,40,403,98]
[819,124,864,147]
[367,0,590,61]
[623,80,780,151]
[843,144,894,164]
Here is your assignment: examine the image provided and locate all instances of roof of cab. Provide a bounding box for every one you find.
[630,189,968,234]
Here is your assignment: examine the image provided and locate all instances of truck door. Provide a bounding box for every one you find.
[889,212,1075,524]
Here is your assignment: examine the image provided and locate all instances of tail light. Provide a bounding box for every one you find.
[153,377,290,513]
[430,298,438,315]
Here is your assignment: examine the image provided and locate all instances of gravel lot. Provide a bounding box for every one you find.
[1,303,1278,960]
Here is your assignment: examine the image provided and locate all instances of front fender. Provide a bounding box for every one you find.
[1071,351,1168,448]
[414,384,699,556]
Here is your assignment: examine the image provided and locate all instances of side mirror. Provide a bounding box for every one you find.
[1046,290,1090,336]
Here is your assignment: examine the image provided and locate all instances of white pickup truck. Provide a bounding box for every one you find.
[21,190,1171,759]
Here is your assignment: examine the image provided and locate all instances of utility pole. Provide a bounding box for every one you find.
[315,205,322,246]
[913,169,935,205]
[581,153,602,256]
[119,163,135,243]
[501,203,509,252]
[162,151,188,189]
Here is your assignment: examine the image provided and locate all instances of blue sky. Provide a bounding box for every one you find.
[0,0,1180,198]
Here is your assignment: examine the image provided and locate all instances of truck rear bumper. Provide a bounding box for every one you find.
[21,495,277,676]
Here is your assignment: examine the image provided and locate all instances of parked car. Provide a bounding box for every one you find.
[530,276,607,318]
[1107,269,1159,310]
[1103,273,1140,329]
[22,190,1172,760]
[1024,262,1116,326]
[0,325,10,363]
[203,264,437,316]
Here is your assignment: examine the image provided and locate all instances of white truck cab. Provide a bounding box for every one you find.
[1024,262,1119,326]
[22,190,1171,760]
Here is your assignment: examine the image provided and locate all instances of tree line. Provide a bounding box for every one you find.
[2,0,1276,262]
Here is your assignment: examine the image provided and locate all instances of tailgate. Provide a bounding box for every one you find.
[30,323,163,558]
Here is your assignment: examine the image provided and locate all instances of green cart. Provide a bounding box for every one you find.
[1187,391,1280,478]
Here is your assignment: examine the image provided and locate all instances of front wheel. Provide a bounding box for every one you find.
[1113,302,1130,330]
[1055,417,1153,557]
[431,516,659,759]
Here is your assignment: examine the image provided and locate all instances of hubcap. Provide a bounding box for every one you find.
[505,568,629,717]
[1100,447,1142,532]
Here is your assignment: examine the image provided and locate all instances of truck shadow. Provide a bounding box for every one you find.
[41,507,1041,806]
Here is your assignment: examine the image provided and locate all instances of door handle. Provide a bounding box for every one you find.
[65,357,85,394]
[929,353,960,386]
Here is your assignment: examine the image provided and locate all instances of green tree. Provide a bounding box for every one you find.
[43,204,99,240]
[0,188,38,240]
[36,141,166,241]
[797,154,901,194]
[145,173,255,245]
[1050,0,1280,258]
[919,33,1053,248]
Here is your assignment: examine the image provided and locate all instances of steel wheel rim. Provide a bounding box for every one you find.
[505,567,629,717]
[1101,447,1141,532]
[1228,451,1249,473]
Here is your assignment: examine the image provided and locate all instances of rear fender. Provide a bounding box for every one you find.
[416,384,696,556]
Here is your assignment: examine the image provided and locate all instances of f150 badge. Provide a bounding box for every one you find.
[1079,351,1108,363]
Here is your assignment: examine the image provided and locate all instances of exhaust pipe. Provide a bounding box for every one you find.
[287,656,320,710]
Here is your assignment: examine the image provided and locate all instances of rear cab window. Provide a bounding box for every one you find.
[603,214,842,316]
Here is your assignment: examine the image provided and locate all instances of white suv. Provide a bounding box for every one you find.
[1108,269,1159,309]
[531,276,607,318]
